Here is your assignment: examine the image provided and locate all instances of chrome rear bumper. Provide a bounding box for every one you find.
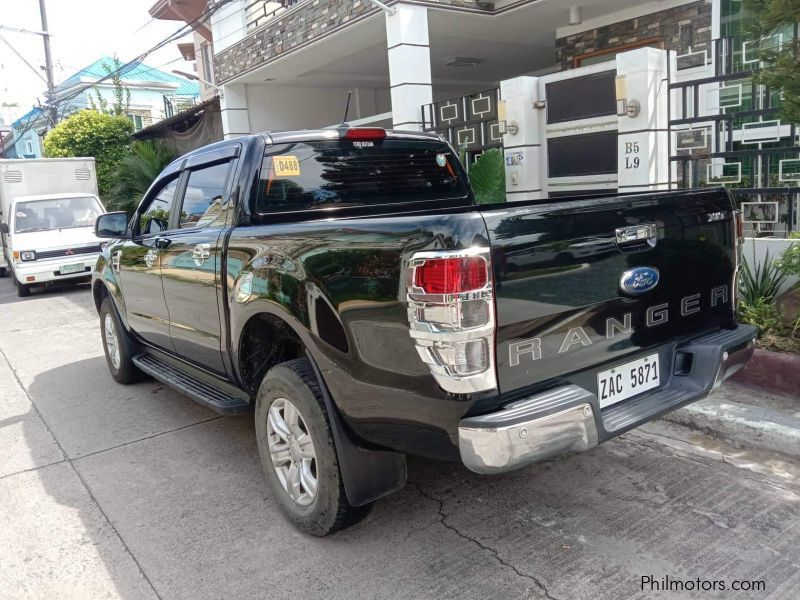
[459,324,757,474]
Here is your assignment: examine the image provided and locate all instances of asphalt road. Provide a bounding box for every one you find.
[1,277,799,600]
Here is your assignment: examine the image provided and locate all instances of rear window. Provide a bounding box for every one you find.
[256,139,468,213]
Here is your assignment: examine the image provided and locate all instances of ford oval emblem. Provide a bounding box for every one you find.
[620,267,660,295]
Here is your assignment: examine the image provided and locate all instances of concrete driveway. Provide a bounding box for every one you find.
[1,278,799,600]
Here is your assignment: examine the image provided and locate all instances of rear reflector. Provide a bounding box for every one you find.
[413,256,488,294]
[343,128,386,141]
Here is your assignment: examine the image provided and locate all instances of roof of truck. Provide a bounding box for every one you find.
[9,193,100,203]
[165,127,446,172]
[260,127,441,145]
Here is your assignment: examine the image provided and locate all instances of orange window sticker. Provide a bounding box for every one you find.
[273,155,301,177]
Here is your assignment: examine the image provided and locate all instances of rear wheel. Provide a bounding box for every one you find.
[100,297,143,384]
[0,266,6,278]
[255,358,369,536]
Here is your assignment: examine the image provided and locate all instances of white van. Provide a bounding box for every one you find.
[0,158,105,297]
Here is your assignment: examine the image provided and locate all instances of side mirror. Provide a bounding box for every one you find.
[95,212,129,239]
[0,223,8,234]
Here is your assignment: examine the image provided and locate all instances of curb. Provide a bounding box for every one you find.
[731,349,800,397]
[662,399,800,459]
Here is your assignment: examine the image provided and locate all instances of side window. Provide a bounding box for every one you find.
[179,162,232,229]
[139,178,179,236]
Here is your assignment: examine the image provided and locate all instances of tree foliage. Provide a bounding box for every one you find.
[744,0,800,123]
[109,140,177,214]
[43,110,134,198]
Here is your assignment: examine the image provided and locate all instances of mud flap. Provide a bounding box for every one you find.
[305,351,407,507]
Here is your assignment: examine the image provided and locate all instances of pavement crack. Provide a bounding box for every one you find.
[408,481,559,600]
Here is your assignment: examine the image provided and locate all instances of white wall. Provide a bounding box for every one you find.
[245,85,391,132]
[211,0,248,54]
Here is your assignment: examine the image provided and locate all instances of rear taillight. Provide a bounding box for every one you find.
[406,249,497,394]
[413,256,488,294]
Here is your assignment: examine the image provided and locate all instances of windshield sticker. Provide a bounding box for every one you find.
[273,155,301,177]
[436,153,447,167]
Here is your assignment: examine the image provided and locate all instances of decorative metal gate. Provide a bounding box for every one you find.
[668,36,800,237]
[422,88,503,166]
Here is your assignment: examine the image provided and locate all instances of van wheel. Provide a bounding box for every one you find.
[0,267,6,278]
[100,297,143,384]
[255,358,370,536]
[17,282,31,297]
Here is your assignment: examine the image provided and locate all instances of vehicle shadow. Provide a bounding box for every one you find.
[0,275,92,306]
[20,356,800,599]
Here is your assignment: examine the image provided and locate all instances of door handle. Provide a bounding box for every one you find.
[615,224,657,252]
[154,237,172,249]
[192,243,211,267]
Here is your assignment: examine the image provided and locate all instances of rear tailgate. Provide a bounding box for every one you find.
[481,189,737,394]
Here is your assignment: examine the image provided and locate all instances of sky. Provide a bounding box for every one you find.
[0,0,196,119]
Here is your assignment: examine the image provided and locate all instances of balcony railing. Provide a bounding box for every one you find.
[246,0,304,33]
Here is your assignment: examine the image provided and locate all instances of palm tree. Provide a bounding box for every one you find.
[109,140,176,214]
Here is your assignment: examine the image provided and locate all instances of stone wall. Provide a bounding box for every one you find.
[555,1,713,70]
[214,0,492,84]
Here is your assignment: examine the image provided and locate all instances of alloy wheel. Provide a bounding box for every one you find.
[267,397,318,507]
[104,313,121,370]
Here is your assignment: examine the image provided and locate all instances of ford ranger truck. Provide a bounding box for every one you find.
[92,128,756,536]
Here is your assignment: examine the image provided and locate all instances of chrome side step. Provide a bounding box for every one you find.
[133,354,252,416]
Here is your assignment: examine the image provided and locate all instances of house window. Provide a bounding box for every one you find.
[25,140,33,155]
[200,42,214,85]
[574,38,663,67]
[128,114,144,131]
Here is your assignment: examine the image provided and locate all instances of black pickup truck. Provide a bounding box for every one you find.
[92,127,756,535]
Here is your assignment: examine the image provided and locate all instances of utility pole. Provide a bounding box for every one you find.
[38,0,57,127]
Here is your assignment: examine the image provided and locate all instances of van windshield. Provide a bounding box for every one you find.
[14,196,103,233]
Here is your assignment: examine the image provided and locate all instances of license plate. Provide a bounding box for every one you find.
[597,353,660,408]
[59,262,84,275]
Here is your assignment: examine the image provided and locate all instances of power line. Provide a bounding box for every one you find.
[52,0,231,114]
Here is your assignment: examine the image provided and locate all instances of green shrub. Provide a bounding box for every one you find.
[775,235,800,278]
[43,110,133,199]
[467,148,506,204]
[738,298,786,337]
[109,140,176,215]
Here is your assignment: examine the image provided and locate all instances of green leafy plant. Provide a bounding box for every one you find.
[775,232,800,277]
[109,140,176,215]
[738,250,788,305]
[43,110,134,199]
[738,297,786,336]
[468,148,506,204]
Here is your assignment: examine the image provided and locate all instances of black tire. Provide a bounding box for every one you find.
[17,282,31,297]
[0,266,6,278]
[99,296,144,384]
[255,358,369,536]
